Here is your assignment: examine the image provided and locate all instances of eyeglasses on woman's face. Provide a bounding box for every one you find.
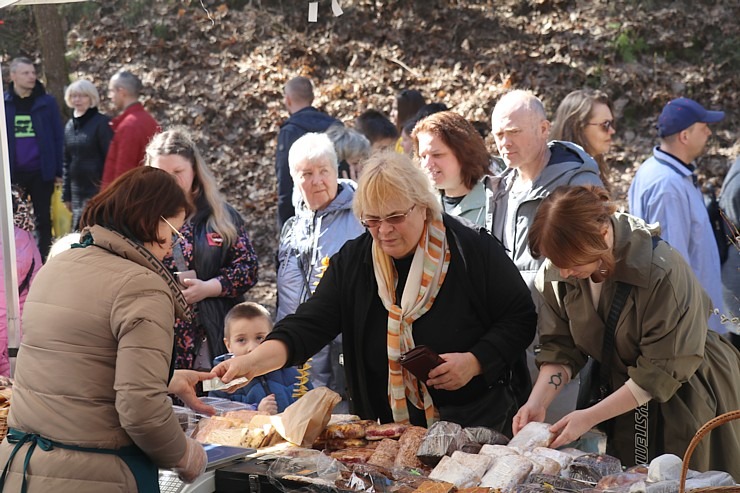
[361,205,416,229]
[161,216,186,246]
[586,120,615,132]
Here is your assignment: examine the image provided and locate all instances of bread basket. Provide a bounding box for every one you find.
[679,410,740,493]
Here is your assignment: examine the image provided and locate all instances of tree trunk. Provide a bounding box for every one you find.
[32,5,69,119]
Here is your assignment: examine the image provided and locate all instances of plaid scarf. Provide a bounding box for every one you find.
[372,212,450,426]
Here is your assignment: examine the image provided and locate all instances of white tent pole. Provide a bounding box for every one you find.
[1,60,22,376]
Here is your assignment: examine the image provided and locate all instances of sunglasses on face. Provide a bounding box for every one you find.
[161,216,186,246]
[361,205,416,229]
[587,120,615,132]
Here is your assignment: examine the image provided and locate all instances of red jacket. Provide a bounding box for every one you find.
[101,102,160,189]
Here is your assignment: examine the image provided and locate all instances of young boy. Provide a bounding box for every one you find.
[209,302,310,414]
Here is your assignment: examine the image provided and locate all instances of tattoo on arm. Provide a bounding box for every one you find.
[548,372,563,390]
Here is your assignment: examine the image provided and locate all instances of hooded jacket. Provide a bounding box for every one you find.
[276,180,364,405]
[490,140,603,292]
[275,107,341,225]
[3,81,64,181]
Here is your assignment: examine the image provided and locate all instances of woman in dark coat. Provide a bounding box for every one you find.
[514,185,740,475]
[214,151,536,434]
[62,79,113,228]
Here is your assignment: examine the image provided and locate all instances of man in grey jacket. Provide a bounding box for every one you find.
[489,89,604,423]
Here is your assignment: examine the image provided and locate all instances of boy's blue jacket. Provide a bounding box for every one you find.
[209,355,311,412]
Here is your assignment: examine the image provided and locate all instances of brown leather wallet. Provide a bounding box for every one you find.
[399,345,444,382]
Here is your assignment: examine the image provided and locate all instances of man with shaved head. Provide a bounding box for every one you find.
[101,70,160,189]
[488,89,603,422]
[275,76,341,227]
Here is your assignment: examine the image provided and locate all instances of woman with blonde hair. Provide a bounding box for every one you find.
[214,151,536,433]
[146,127,258,370]
[515,185,740,474]
[62,79,113,228]
[550,89,616,189]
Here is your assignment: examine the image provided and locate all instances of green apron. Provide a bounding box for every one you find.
[0,428,159,493]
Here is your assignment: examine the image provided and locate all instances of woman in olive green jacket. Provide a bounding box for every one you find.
[514,185,740,476]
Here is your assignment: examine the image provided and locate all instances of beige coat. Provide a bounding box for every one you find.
[536,213,740,475]
[0,226,187,492]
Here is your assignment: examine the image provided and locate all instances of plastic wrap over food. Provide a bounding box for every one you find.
[647,454,685,482]
[684,470,737,490]
[479,454,533,492]
[526,473,594,492]
[463,426,510,446]
[523,452,561,475]
[368,438,400,469]
[596,472,648,491]
[450,451,494,478]
[320,419,375,440]
[416,421,463,466]
[429,455,483,489]
[566,454,622,483]
[395,426,427,469]
[479,444,519,459]
[507,422,554,450]
[628,479,680,493]
[559,447,590,458]
[267,449,348,492]
[531,447,575,469]
[366,422,409,440]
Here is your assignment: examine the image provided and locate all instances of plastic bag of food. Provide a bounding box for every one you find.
[507,422,554,450]
[566,454,622,483]
[479,454,533,491]
[429,455,482,489]
[416,421,463,466]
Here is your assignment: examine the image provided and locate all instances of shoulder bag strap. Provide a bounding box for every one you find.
[17,258,35,295]
[597,281,632,399]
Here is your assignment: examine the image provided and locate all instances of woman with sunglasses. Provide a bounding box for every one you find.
[515,185,740,474]
[550,89,616,189]
[214,151,536,434]
[0,167,216,490]
[146,127,258,371]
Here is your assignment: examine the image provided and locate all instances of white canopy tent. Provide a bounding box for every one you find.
[1,0,86,374]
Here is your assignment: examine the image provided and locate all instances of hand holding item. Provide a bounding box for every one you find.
[168,369,217,416]
[258,394,278,415]
[180,277,222,304]
[174,436,207,483]
[548,409,597,449]
[426,352,482,391]
[512,402,547,435]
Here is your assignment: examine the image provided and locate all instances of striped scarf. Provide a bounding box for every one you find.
[372,212,450,426]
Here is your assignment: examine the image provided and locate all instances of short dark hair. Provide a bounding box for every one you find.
[412,111,490,190]
[285,76,314,105]
[395,89,426,131]
[80,167,191,245]
[224,302,273,339]
[355,109,399,144]
[414,102,449,121]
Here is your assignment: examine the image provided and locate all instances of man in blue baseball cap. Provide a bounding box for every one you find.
[628,97,726,334]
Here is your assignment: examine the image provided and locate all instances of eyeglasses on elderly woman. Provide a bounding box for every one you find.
[360,205,416,229]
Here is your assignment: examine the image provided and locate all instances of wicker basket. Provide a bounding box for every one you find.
[679,410,740,493]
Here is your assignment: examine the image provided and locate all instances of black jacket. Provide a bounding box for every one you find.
[268,214,536,425]
[63,107,113,202]
[275,107,341,226]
